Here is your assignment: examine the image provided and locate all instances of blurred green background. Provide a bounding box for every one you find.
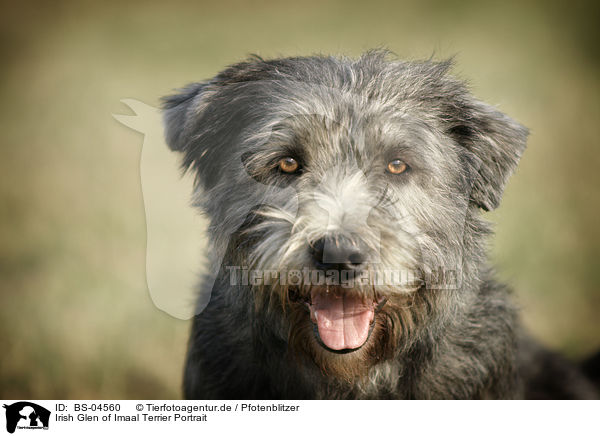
[1,0,598,399]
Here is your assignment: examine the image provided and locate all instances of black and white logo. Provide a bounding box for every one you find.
[3,402,50,434]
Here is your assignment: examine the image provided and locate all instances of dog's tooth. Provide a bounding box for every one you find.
[309,307,318,323]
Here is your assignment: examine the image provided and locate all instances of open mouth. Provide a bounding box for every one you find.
[306,288,386,353]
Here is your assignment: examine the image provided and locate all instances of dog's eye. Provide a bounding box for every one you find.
[387,159,408,175]
[278,157,300,174]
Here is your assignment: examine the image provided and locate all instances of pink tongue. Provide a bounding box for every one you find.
[311,291,374,350]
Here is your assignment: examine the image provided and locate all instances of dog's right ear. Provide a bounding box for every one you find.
[162,82,209,153]
[162,82,230,188]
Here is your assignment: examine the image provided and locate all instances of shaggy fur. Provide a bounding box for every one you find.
[162,51,598,399]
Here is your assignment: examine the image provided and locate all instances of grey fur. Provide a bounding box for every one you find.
[163,51,598,399]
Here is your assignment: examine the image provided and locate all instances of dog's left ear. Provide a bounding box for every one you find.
[447,99,529,211]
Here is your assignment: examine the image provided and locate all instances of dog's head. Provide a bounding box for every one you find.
[163,51,528,380]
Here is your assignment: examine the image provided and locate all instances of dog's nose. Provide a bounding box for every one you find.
[309,235,367,271]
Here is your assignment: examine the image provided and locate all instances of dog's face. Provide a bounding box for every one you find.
[163,52,527,380]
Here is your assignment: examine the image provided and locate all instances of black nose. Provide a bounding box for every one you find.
[309,235,367,271]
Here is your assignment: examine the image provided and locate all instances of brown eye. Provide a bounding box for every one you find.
[387,159,407,175]
[278,157,300,173]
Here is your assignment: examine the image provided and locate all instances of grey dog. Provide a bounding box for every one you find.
[162,51,598,399]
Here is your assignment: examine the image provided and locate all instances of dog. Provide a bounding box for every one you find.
[162,51,599,399]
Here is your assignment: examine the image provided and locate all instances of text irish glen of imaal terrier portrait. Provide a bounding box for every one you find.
[162,51,599,399]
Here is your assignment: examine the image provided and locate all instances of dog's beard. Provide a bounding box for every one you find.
[285,284,433,382]
[241,205,447,381]
[228,216,459,381]
[249,271,426,382]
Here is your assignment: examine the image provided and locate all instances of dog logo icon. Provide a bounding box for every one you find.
[3,402,50,433]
